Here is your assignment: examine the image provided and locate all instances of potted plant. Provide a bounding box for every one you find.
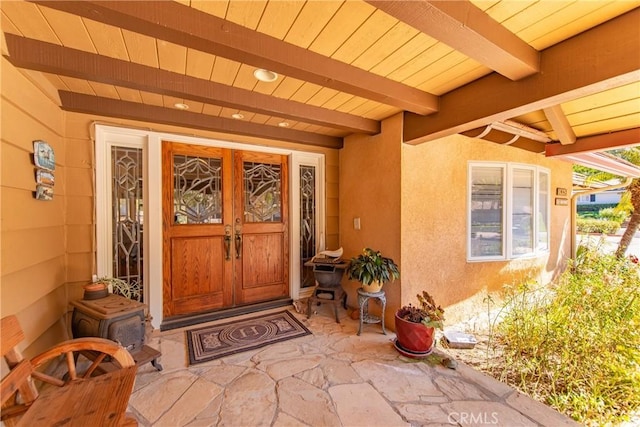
[346,247,399,293]
[90,276,142,301]
[394,291,445,356]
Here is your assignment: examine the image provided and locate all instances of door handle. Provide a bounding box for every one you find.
[224,225,232,261]
[234,224,242,259]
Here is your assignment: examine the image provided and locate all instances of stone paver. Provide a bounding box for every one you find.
[505,392,579,426]
[257,354,325,380]
[129,307,578,426]
[155,378,223,427]
[441,401,537,427]
[279,377,341,426]
[130,370,200,424]
[218,370,276,426]
[395,403,452,425]
[329,383,410,427]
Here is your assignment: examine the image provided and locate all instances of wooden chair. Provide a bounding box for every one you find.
[1,315,139,426]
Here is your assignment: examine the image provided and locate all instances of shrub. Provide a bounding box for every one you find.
[495,245,640,425]
[597,207,628,224]
[576,218,621,234]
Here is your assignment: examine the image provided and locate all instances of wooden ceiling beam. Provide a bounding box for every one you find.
[59,92,343,149]
[3,34,379,135]
[31,0,438,115]
[543,105,576,145]
[546,128,640,157]
[368,0,539,80]
[403,8,640,146]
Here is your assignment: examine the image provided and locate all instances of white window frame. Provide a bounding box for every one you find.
[95,127,149,293]
[95,124,326,328]
[468,162,550,262]
[292,155,326,300]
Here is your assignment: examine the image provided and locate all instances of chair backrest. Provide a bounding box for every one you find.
[1,316,24,360]
[1,316,39,409]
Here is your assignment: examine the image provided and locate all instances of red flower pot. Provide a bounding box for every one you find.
[394,310,436,353]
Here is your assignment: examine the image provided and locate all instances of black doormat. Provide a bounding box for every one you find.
[186,310,312,365]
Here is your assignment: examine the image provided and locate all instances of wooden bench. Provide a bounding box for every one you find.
[1,315,138,426]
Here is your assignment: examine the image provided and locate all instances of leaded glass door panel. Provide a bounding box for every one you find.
[233,151,289,305]
[162,142,233,317]
[162,143,289,317]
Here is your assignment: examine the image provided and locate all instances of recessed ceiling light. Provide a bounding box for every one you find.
[253,68,278,82]
[278,121,290,128]
[174,103,189,110]
[231,113,244,120]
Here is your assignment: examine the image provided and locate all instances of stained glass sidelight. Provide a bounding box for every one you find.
[111,147,143,301]
[300,166,316,288]
[243,162,281,222]
[173,155,223,224]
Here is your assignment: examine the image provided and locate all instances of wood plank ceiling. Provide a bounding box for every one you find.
[1,0,639,155]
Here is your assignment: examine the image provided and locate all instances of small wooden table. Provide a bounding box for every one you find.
[17,366,137,427]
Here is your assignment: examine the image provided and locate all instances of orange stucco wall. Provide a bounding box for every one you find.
[339,114,403,323]
[401,134,573,325]
[339,114,573,329]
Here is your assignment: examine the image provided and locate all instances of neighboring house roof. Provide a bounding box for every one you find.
[1,1,638,155]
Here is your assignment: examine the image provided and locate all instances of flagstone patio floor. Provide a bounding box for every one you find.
[128,305,578,426]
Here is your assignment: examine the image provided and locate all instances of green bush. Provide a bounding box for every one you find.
[576,218,621,234]
[495,246,640,425]
[597,207,628,224]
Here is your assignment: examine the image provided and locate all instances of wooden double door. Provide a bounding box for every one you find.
[162,142,289,317]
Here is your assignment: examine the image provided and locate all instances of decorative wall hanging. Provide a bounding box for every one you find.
[33,140,55,200]
[33,140,55,171]
[35,184,54,201]
[36,169,55,186]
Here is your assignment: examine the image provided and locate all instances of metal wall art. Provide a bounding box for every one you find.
[33,140,55,200]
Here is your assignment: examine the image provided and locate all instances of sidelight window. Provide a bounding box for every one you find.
[111,146,144,301]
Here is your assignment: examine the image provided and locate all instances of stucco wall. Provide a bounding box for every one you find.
[401,134,573,325]
[339,116,573,330]
[340,114,403,324]
[1,57,69,356]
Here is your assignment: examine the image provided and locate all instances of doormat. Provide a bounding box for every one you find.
[186,311,312,365]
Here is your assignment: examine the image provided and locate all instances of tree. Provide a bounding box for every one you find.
[574,147,640,258]
[616,179,640,256]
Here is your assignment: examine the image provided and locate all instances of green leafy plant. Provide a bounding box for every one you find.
[597,207,628,224]
[397,291,445,329]
[495,244,640,425]
[346,248,399,285]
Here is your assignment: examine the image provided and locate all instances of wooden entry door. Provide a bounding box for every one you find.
[162,142,289,318]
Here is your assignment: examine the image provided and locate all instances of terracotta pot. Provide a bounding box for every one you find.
[83,282,108,300]
[394,310,436,353]
[361,280,383,293]
[83,282,106,292]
